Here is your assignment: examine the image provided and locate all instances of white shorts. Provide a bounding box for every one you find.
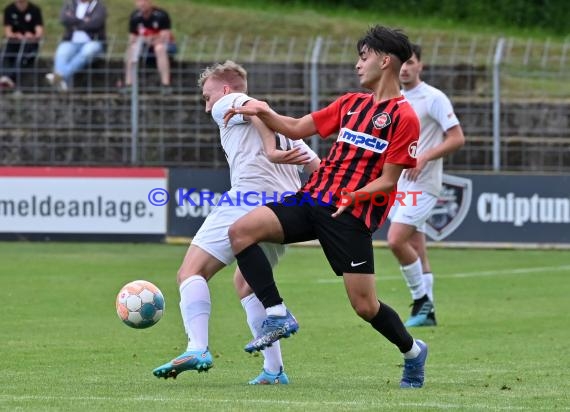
[191,203,285,266]
[388,191,438,233]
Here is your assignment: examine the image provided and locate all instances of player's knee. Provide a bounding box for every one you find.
[176,270,205,286]
[386,232,404,251]
[176,269,190,285]
[228,221,250,252]
[350,300,376,321]
[233,274,253,299]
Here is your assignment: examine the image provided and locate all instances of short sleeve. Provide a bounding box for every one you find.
[385,109,420,168]
[310,96,344,138]
[429,91,460,132]
[211,93,250,128]
[291,139,318,162]
[159,11,171,30]
[34,6,44,25]
[3,6,10,26]
[128,13,138,34]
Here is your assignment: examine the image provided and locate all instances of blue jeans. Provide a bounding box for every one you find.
[54,41,103,81]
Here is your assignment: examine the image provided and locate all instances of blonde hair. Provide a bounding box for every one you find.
[198,60,248,92]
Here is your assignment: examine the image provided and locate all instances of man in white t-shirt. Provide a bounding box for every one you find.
[152,60,320,384]
[387,44,465,327]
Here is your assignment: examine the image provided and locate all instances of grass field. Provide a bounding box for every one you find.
[1,242,569,411]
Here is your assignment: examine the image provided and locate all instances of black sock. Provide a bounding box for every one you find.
[369,301,414,353]
[235,244,282,308]
[414,294,429,304]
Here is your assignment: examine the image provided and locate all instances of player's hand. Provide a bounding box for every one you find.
[404,155,428,181]
[266,146,311,165]
[223,99,268,126]
[331,188,354,218]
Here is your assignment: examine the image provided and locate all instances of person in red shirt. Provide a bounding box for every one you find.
[223,25,429,389]
[124,0,176,94]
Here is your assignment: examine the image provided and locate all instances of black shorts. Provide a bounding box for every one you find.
[266,193,374,276]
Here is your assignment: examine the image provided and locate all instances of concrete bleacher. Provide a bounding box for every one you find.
[0,57,569,172]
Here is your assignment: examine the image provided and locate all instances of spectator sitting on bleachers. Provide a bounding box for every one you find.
[0,0,43,91]
[123,0,176,95]
[46,0,107,92]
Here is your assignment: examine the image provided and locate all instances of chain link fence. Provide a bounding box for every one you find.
[0,34,568,172]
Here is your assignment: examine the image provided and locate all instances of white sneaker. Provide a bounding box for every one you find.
[0,75,15,89]
[46,73,68,92]
[45,72,56,85]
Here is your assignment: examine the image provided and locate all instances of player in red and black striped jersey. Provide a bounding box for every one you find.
[225,26,428,388]
[306,92,418,230]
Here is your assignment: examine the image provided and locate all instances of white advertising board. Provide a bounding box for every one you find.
[0,167,167,235]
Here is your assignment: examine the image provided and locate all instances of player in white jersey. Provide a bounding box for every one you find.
[152,60,320,383]
[387,44,465,327]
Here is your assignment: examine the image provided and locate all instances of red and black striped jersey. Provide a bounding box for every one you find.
[303,93,419,231]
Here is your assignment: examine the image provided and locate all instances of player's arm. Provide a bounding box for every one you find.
[405,124,465,181]
[303,156,321,175]
[424,124,465,160]
[249,116,312,165]
[225,98,317,140]
[332,163,404,218]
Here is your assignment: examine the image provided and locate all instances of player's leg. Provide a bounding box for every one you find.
[229,195,315,352]
[387,193,437,327]
[152,245,224,379]
[342,275,428,388]
[410,230,436,325]
[234,267,289,385]
[154,207,236,379]
[316,209,428,388]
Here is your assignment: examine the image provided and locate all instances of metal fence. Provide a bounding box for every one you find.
[0,34,568,172]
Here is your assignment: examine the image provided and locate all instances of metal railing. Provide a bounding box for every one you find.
[0,34,568,172]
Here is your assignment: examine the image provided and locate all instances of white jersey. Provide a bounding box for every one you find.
[400,82,460,196]
[211,93,318,197]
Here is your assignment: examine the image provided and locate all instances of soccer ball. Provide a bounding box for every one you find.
[116,280,165,329]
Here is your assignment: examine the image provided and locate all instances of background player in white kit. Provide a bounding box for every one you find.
[152,60,320,383]
[387,44,465,327]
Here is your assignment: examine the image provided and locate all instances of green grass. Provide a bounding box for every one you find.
[38,0,568,42]
[1,242,569,411]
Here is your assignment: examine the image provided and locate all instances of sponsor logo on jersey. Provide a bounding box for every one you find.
[372,112,391,129]
[337,128,389,153]
[425,174,472,241]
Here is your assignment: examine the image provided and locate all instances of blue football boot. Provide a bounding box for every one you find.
[400,339,428,388]
[248,367,289,385]
[152,349,213,379]
[244,310,299,353]
[404,298,435,327]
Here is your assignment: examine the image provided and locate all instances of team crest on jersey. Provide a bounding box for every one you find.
[425,174,473,241]
[372,112,391,129]
[337,128,389,153]
[408,141,418,158]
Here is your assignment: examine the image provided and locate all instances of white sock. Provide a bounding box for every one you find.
[403,340,422,359]
[179,275,210,352]
[423,272,434,303]
[400,258,426,300]
[241,294,283,373]
[266,303,287,317]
